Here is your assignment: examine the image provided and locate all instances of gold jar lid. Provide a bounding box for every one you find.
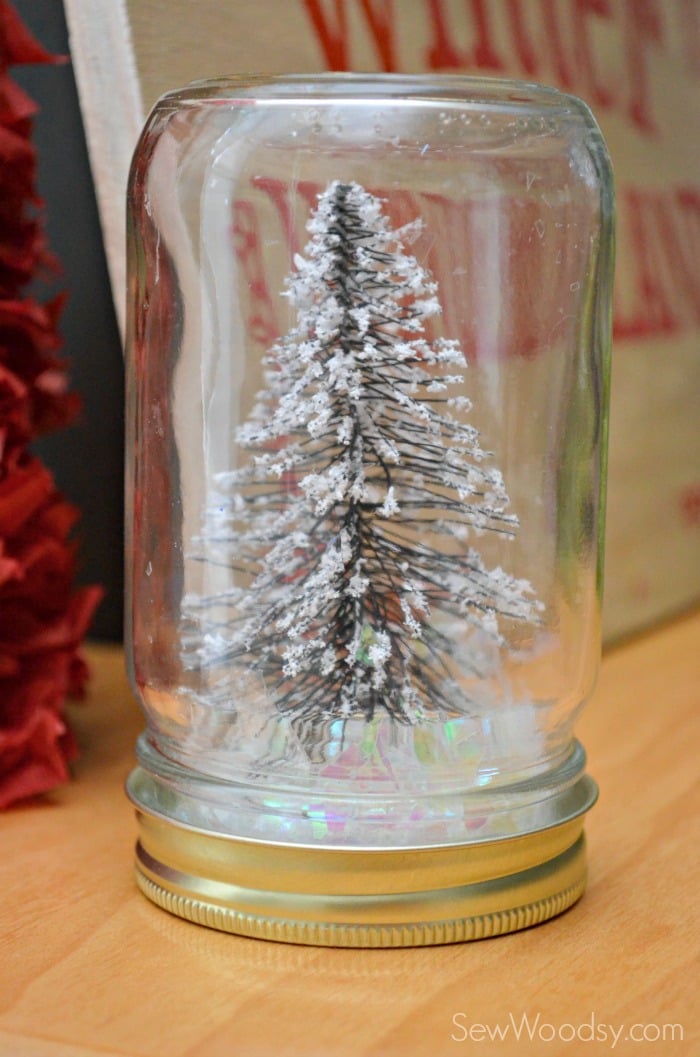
[129,776,596,947]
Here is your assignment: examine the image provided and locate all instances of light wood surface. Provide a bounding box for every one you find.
[1,612,698,1057]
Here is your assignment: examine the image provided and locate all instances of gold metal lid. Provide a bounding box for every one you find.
[130,787,595,947]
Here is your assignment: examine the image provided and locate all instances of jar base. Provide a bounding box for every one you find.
[129,795,594,947]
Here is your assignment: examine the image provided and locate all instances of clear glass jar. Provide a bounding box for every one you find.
[125,74,614,946]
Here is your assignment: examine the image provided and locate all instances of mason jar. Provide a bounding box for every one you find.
[125,74,614,946]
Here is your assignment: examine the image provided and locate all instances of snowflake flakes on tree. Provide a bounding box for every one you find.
[189,181,540,758]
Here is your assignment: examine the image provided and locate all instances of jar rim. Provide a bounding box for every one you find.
[155,72,596,125]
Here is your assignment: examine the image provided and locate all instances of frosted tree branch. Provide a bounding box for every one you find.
[186,181,540,758]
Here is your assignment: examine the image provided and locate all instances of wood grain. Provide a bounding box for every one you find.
[1,613,698,1057]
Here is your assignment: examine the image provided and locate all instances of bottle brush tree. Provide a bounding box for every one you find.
[192,181,539,758]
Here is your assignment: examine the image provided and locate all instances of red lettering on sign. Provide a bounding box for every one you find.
[574,0,615,108]
[303,0,349,68]
[302,0,397,71]
[253,176,300,258]
[654,189,700,326]
[506,0,539,76]
[622,0,663,133]
[679,484,700,527]
[237,179,700,353]
[425,0,466,68]
[539,0,574,89]
[231,200,279,346]
[613,185,700,340]
[301,0,698,138]
[360,0,397,71]
[679,0,700,73]
[614,187,679,339]
[468,0,505,69]
[252,177,325,258]
[676,187,700,294]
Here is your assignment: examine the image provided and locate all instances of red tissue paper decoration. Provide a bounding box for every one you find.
[0,2,103,808]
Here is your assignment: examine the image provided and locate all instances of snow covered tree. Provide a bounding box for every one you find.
[193,181,539,758]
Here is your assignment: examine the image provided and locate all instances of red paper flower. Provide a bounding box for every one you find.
[0,2,102,808]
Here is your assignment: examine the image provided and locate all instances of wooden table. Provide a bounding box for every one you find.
[1,612,698,1057]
